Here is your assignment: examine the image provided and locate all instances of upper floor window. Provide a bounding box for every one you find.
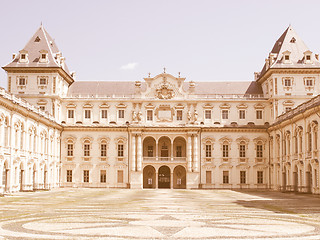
[284,55,290,61]
[305,78,314,86]
[101,142,107,157]
[85,109,91,119]
[39,106,46,111]
[222,110,228,119]
[176,110,183,121]
[39,78,47,85]
[68,109,74,119]
[256,110,262,119]
[147,146,153,157]
[101,109,108,119]
[21,54,26,60]
[41,54,46,60]
[147,110,153,121]
[118,109,125,119]
[206,144,212,158]
[67,143,73,156]
[118,144,124,157]
[239,143,246,158]
[239,110,245,119]
[256,144,263,158]
[285,107,292,112]
[176,146,182,157]
[205,110,212,120]
[84,140,90,156]
[223,143,229,158]
[18,77,26,86]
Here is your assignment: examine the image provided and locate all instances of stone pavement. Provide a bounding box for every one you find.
[0,189,320,239]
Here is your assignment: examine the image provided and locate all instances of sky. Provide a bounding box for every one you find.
[1,0,320,89]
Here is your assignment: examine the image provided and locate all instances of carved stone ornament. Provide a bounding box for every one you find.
[156,83,175,99]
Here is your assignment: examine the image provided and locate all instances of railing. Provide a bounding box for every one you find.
[143,157,186,162]
[195,94,266,100]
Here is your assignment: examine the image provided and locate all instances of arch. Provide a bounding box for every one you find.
[143,136,156,159]
[173,165,186,189]
[143,165,156,189]
[173,137,186,160]
[158,137,171,161]
[158,165,170,189]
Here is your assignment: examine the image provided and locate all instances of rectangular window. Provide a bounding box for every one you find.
[205,110,211,119]
[284,78,291,86]
[118,144,124,157]
[223,144,229,158]
[256,145,263,158]
[306,55,311,60]
[147,110,153,121]
[257,171,263,184]
[117,170,124,183]
[101,144,107,157]
[118,109,125,119]
[66,170,72,182]
[41,54,46,59]
[206,145,212,158]
[147,146,153,157]
[177,110,182,121]
[256,110,262,119]
[176,146,182,157]
[285,107,292,112]
[21,54,26,60]
[239,110,245,119]
[240,171,246,184]
[101,109,108,119]
[85,109,91,119]
[83,170,89,183]
[68,109,74,119]
[222,110,228,119]
[39,78,47,85]
[84,144,90,156]
[306,79,314,86]
[67,144,73,156]
[39,106,45,111]
[223,171,229,184]
[100,170,106,183]
[18,78,26,86]
[285,55,290,61]
[239,144,246,158]
[206,171,212,184]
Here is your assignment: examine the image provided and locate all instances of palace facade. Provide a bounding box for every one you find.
[0,25,320,194]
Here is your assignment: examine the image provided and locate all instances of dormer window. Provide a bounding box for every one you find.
[284,55,290,61]
[41,54,46,59]
[290,37,296,43]
[282,50,291,63]
[19,50,28,63]
[39,50,48,63]
[304,50,313,64]
[306,55,311,60]
[21,54,26,60]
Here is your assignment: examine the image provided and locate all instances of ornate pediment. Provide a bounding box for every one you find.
[156,83,175,99]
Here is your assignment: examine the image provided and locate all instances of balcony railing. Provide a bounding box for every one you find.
[143,157,186,162]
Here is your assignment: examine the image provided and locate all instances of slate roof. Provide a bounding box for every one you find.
[258,25,320,79]
[67,81,263,97]
[3,25,71,75]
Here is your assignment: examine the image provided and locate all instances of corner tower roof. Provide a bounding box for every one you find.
[257,25,320,81]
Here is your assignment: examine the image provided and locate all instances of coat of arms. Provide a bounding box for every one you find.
[156,83,174,99]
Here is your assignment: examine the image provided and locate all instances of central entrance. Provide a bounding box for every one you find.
[158,166,170,188]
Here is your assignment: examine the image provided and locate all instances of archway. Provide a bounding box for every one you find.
[293,165,298,192]
[158,166,170,188]
[158,137,171,161]
[173,137,186,161]
[143,137,156,161]
[19,162,24,191]
[173,165,186,189]
[306,164,312,193]
[143,165,156,188]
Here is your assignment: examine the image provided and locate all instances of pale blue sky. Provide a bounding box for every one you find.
[1,0,320,88]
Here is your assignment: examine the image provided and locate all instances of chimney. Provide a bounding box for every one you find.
[12,53,16,60]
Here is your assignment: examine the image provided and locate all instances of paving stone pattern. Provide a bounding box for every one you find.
[0,189,320,239]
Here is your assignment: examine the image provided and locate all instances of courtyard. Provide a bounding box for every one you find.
[0,189,320,239]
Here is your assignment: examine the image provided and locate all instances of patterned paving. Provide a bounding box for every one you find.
[0,189,320,239]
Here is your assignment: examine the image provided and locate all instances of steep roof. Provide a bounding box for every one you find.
[67,81,263,97]
[258,25,320,80]
[3,25,71,75]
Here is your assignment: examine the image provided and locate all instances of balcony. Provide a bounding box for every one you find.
[239,157,248,163]
[143,157,186,162]
[255,157,265,163]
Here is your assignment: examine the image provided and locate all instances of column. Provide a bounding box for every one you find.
[193,134,198,172]
[131,134,136,171]
[156,141,158,161]
[137,135,142,171]
[187,135,192,172]
[171,140,174,161]
[155,169,158,188]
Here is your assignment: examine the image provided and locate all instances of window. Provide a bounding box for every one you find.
[176,146,182,157]
[118,109,125,119]
[206,145,212,158]
[306,79,314,86]
[100,170,106,183]
[18,78,26,86]
[222,110,228,119]
[240,171,246,184]
[256,144,263,158]
[83,170,89,183]
[239,144,246,158]
[239,110,245,119]
[117,170,124,183]
[101,143,107,157]
[306,55,311,60]
[284,78,291,87]
[118,144,124,157]
[205,110,211,120]
[67,143,73,156]
[256,110,262,119]
[177,110,182,121]
[285,107,292,112]
[84,141,90,156]
[147,110,153,121]
[21,54,26,60]
[223,171,229,184]
[206,171,212,184]
[147,146,153,157]
[41,54,46,59]
[39,78,47,85]
[284,55,290,61]
[84,109,91,119]
[101,109,108,119]
[39,106,45,111]
[66,170,72,182]
[257,171,263,184]
[67,109,74,119]
[223,144,229,158]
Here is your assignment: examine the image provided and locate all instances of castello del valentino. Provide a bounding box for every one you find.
[0,25,320,194]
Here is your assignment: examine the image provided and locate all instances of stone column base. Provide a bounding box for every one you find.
[130,171,143,189]
[187,172,199,189]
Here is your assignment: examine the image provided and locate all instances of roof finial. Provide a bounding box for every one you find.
[40,21,43,27]
[163,67,166,73]
[178,72,181,78]
[148,72,151,78]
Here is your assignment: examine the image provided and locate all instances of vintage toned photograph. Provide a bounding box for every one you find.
[0,0,320,239]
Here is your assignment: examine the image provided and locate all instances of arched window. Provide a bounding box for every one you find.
[100,139,107,157]
[20,123,24,150]
[67,139,74,157]
[83,139,91,157]
[313,122,318,151]
[4,117,9,147]
[256,141,263,158]
[239,141,246,158]
[294,129,298,154]
[307,125,312,153]
[222,141,229,158]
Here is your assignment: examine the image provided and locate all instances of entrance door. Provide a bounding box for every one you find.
[293,171,298,192]
[173,165,186,189]
[158,166,170,188]
[143,165,156,188]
